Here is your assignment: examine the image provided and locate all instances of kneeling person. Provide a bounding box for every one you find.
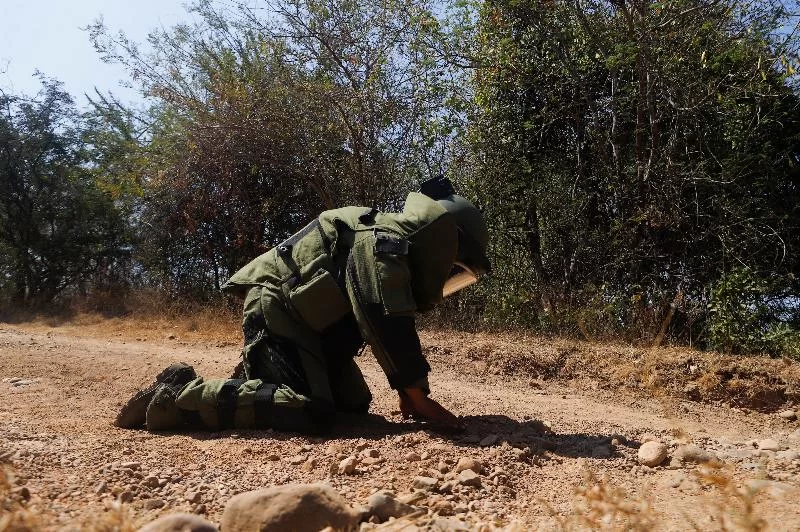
[115,177,489,433]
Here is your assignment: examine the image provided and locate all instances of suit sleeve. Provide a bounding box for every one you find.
[345,235,431,390]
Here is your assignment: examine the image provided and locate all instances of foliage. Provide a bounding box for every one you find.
[85,0,464,295]
[2,0,800,358]
[0,81,129,307]
[708,268,800,357]
[467,0,800,352]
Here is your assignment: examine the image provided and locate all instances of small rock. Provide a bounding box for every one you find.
[144,475,160,488]
[361,449,380,459]
[12,486,30,501]
[778,410,798,421]
[673,444,717,464]
[512,448,531,461]
[220,483,359,531]
[289,455,306,465]
[338,456,359,475]
[479,434,499,447]
[640,433,659,443]
[302,457,318,472]
[637,441,668,467]
[119,490,134,503]
[757,439,783,451]
[144,498,166,510]
[186,491,202,504]
[432,517,471,531]
[95,481,108,495]
[776,450,800,461]
[361,457,384,466]
[457,469,482,487]
[454,457,482,474]
[366,491,415,521]
[121,461,141,470]
[138,513,218,532]
[433,500,455,516]
[405,452,422,462]
[166,334,176,340]
[438,481,453,494]
[412,476,438,491]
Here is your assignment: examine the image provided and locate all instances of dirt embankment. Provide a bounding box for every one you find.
[1,316,800,531]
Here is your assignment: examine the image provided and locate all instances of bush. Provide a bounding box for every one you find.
[708,269,800,358]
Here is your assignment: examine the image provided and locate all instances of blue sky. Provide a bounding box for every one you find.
[0,0,193,105]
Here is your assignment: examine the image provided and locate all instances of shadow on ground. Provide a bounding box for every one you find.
[183,413,633,460]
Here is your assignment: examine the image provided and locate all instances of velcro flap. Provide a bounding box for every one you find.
[374,232,409,255]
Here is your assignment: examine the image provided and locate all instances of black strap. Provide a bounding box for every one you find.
[252,383,278,429]
[217,379,242,430]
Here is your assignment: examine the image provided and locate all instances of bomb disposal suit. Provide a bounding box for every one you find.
[115,183,490,433]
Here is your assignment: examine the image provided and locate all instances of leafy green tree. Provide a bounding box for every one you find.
[468,0,800,351]
[0,81,128,306]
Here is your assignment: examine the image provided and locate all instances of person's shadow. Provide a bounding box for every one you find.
[201,413,634,460]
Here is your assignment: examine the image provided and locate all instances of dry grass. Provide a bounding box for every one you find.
[542,470,657,531]
[81,502,136,532]
[690,463,767,532]
[1,289,240,344]
[0,464,41,532]
[540,466,775,532]
[421,329,800,412]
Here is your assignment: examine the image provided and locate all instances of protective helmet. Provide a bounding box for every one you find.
[420,176,491,296]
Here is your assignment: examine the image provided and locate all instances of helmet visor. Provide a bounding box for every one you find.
[442,262,480,297]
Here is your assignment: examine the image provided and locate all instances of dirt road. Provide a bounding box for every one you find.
[2,322,800,530]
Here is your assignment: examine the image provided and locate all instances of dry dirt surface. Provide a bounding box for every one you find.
[2,320,800,531]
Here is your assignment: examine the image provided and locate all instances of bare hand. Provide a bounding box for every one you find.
[399,388,464,432]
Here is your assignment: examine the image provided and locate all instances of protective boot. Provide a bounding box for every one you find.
[114,363,197,429]
[145,382,186,431]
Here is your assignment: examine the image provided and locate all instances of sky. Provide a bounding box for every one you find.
[0,0,193,105]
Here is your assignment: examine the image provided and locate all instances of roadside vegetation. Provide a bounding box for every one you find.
[1,0,799,358]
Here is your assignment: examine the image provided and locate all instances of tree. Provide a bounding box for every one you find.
[469,0,800,348]
[0,80,128,306]
[87,0,462,295]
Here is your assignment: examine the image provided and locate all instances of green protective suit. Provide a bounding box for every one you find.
[156,192,459,432]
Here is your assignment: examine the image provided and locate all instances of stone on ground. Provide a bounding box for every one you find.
[220,483,359,532]
[637,441,668,467]
[338,456,359,475]
[138,513,218,532]
[778,410,797,421]
[758,439,783,451]
[673,444,717,464]
[457,469,482,487]
[454,457,482,474]
[412,476,439,491]
[366,491,415,521]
